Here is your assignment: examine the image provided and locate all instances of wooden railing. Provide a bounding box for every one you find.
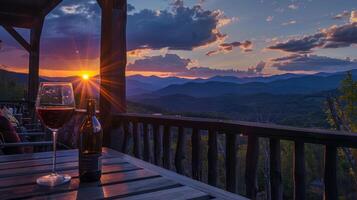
[110,113,357,200]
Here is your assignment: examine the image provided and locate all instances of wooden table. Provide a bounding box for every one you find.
[0,148,247,200]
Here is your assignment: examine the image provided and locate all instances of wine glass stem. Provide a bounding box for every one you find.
[52,130,57,174]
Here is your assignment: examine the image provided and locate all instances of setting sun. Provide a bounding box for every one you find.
[82,74,89,80]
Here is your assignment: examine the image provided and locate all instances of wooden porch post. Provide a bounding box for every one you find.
[28,20,44,114]
[98,0,127,147]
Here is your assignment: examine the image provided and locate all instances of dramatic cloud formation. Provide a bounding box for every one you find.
[127,54,191,72]
[4,0,232,63]
[271,54,357,72]
[268,22,357,53]
[206,41,252,56]
[127,54,264,78]
[127,2,229,51]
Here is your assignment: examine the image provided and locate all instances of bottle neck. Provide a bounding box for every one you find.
[86,99,96,116]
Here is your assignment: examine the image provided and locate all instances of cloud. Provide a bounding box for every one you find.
[288,4,299,10]
[126,1,231,51]
[281,20,297,26]
[268,33,325,53]
[127,54,265,78]
[332,10,350,20]
[268,22,357,53]
[127,54,191,72]
[271,54,357,72]
[266,16,274,22]
[350,11,357,23]
[322,23,357,48]
[206,40,252,56]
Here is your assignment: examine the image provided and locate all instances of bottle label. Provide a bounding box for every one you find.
[79,153,102,172]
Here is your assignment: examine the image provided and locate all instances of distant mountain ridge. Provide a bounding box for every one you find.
[150,69,357,97]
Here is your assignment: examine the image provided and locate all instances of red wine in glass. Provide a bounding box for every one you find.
[37,107,75,129]
[35,82,75,187]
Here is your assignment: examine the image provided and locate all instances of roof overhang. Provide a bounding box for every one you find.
[0,0,62,28]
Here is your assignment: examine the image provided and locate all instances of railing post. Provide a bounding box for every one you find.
[208,129,218,186]
[143,123,151,162]
[153,124,161,166]
[192,128,202,180]
[163,125,172,169]
[270,138,283,200]
[226,132,237,193]
[245,135,259,199]
[324,145,337,200]
[175,127,186,174]
[294,141,305,200]
[121,120,129,153]
[132,121,141,158]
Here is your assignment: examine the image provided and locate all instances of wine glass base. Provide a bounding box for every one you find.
[36,173,71,187]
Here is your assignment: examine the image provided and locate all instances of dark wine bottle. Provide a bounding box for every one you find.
[79,99,103,182]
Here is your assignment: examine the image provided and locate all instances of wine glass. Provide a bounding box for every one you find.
[36,82,75,187]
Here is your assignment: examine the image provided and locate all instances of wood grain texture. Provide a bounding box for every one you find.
[0,147,246,200]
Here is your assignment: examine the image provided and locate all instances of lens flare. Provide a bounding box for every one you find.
[82,74,89,80]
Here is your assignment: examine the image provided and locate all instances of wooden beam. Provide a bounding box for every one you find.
[41,0,62,17]
[99,0,127,147]
[0,14,34,28]
[28,20,43,114]
[2,26,30,52]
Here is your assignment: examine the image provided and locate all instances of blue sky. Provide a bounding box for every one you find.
[0,0,356,77]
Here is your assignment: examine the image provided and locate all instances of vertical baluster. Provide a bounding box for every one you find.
[208,129,218,186]
[245,135,259,199]
[175,126,186,174]
[121,120,129,153]
[143,123,151,162]
[324,145,337,200]
[192,128,202,180]
[153,124,161,166]
[270,138,283,200]
[163,125,172,169]
[226,132,237,193]
[132,121,141,158]
[294,141,305,200]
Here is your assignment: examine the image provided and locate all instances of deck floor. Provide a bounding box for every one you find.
[0,148,246,200]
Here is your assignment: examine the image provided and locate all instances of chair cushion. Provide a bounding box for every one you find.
[0,115,24,154]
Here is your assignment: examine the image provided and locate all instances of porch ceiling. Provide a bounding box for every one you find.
[0,0,62,28]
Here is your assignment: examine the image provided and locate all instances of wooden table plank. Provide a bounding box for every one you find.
[117,186,211,200]
[28,177,180,200]
[0,148,246,200]
[0,169,161,199]
[0,163,141,189]
[0,157,126,178]
[104,148,248,200]
[0,153,114,171]
[0,149,76,163]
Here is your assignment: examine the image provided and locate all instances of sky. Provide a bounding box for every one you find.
[0,0,357,78]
